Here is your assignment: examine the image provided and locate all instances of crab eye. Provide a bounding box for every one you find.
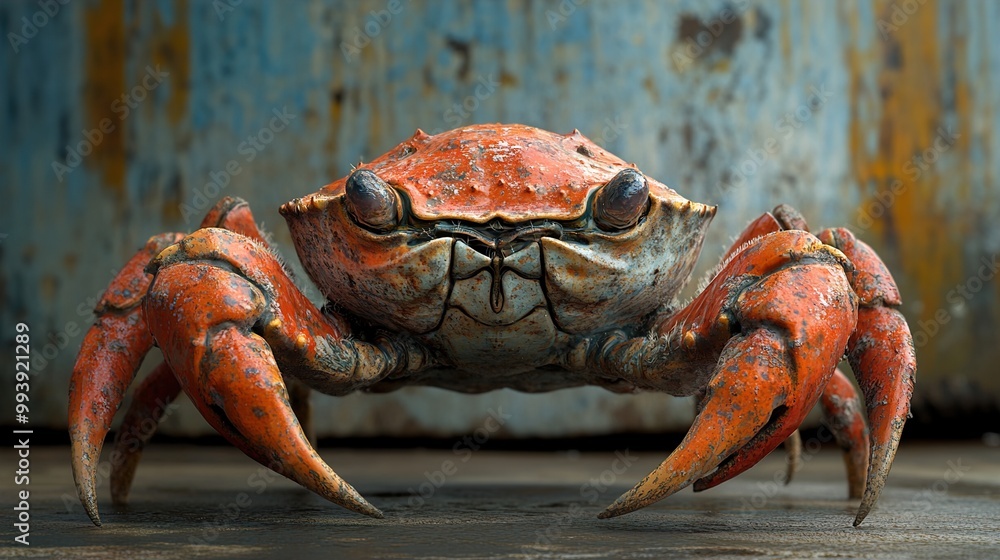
[594,168,649,230]
[345,169,399,232]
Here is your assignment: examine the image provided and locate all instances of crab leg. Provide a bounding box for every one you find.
[109,361,181,505]
[598,230,857,519]
[818,228,915,526]
[782,430,803,484]
[141,227,425,519]
[106,198,323,504]
[69,232,184,526]
[819,368,870,500]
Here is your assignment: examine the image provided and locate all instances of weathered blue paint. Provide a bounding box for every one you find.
[1,0,997,437]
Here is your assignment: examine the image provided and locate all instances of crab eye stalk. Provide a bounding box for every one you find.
[345,169,399,232]
[594,168,649,230]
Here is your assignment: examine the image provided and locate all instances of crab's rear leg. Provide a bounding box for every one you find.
[819,367,870,500]
[108,361,181,505]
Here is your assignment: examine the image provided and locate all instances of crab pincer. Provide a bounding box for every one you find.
[598,224,914,526]
[598,231,857,518]
[141,228,388,519]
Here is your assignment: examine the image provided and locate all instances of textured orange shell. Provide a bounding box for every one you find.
[311,123,688,223]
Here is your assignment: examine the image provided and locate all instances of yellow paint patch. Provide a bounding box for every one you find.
[83,0,126,194]
[845,0,971,376]
[150,0,190,125]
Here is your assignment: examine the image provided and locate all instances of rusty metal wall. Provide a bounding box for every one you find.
[2,0,997,438]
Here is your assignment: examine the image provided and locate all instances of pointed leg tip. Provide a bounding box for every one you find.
[353,500,384,519]
[852,494,878,527]
[84,505,103,527]
[597,496,635,519]
[73,463,104,527]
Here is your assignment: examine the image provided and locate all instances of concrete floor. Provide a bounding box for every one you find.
[4,442,999,559]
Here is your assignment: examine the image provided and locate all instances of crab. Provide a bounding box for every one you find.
[70,124,915,527]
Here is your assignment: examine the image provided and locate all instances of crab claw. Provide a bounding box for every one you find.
[599,329,806,519]
[143,230,386,519]
[69,233,184,526]
[600,233,856,519]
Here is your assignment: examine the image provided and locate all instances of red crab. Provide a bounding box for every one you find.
[69,124,915,526]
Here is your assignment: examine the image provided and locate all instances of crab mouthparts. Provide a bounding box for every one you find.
[434,221,563,313]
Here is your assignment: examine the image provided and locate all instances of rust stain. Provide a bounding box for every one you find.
[150,0,190,223]
[844,0,981,381]
[150,0,190,125]
[83,0,126,194]
[780,0,791,61]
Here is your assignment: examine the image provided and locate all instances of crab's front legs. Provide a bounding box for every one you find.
[592,230,857,517]
[70,198,293,524]
[592,218,914,525]
[70,214,428,525]
[139,227,427,518]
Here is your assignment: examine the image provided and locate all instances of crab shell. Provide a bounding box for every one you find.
[280,124,716,378]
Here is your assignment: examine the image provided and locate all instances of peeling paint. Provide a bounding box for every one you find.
[0,0,996,437]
